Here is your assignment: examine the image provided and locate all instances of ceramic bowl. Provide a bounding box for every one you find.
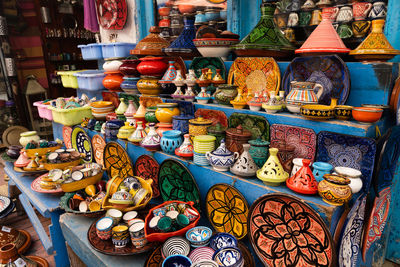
[209,233,238,251]
[185,226,213,247]
[163,255,192,267]
[334,105,353,120]
[190,260,219,267]
[286,102,302,113]
[95,217,113,240]
[352,107,383,123]
[103,60,123,72]
[300,104,334,120]
[188,247,215,263]
[334,166,362,178]
[212,247,243,267]
[193,39,239,60]
[162,236,191,258]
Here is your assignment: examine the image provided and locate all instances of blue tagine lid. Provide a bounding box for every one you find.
[211,139,233,156]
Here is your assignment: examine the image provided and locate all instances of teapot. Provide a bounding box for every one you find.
[285,81,324,113]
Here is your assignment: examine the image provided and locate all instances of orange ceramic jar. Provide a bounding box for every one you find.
[155,103,180,124]
[103,71,123,92]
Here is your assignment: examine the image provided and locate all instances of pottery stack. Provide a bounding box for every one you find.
[137,57,168,96]
[119,58,141,95]
[103,59,124,92]
[193,135,216,166]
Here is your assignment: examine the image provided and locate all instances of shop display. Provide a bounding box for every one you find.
[103,142,134,179]
[228,113,269,141]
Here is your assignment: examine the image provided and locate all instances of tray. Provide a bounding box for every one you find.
[228,112,269,141]
[194,108,228,128]
[59,192,105,218]
[31,174,63,194]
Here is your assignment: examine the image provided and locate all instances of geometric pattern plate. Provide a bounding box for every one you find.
[144,246,162,267]
[206,183,249,240]
[271,124,317,161]
[248,193,334,267]
[71,126,93,163]
[62,126,73,149]
[158,159,201,209]
[92,134,106,166]
[134,155,160,198]
[103,141,134,179]
[228,112,270,141]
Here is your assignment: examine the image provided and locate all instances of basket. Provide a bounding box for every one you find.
[43,158,81,171]
[60,192,105,218]
[57,70,84,88]
[33,101,53,121]
[48,106,93,126]
[144,201,200,243]
[61,171,104,192]
[25,145,62,158]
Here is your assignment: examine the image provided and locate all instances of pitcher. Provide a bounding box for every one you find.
[286,81,324,105]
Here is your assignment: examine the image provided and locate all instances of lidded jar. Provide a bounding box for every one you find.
[225,125,252,153]
[249,138,270,168]
[189,116,213,142]
[257,147,289,186]
[318,174,352,206]
[206,139,239,172]
[175,134,193,158]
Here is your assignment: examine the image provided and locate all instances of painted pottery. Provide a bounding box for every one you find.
[336,6,353,23]
[194,38,239,60]
[172,115,194,134]
[207,123,227,148]
[368,1,386,19]
[257,148,289,186]
[286,81,324,109]
[144,107,158,123]
[189,249,215,264]
[290,158,304,178]
[103,71,123,92]
[134,154,160,198]
[96,217,113,240]
[175,134,193,158]
[228,113,269,141]
[209,233,238,251]
[248,138,270,168]
[193,151,209,166]
[318,174,352,206]
[214,84,238,106]
[155,122,172,137]
[103,60,123,72]
[159,61,177,84]
[299,11,312,27]
[137,76,162,96]
[155,103,180,124]
[160,130,182,154]
[286,159,318,195]
[206,140,239,172]
[310,9,322,25]
[185,226,213,247]
[19,131,40,147]
[287,12,299,27]
[137,57,168,77]
[271,142,296,173]
[352,20,371,39]
[128,121,146,144]
[124,100,137,118]
[112,225,130,248]
[230,144,258,177]
[115,98,128,116]
[189,117,213,142]
[352,107,383,123]
[141,123,161,151]
[0,243,37,266]
[334,105,353,120]
[195,108,228,128]
[119,59,140,76]
[353,2,372,21]
[131,26,170,56]
[334,166,363,194]
[262,91,282,113]
[322,6,339,22]
[225,125,252,154]
[163,255,192,267]
[117,122,135,139]
[247,93,263,111]
[302,0,315,10]
[212,247,243,267]
[129,220,148,249]
[312,162,333,182]
[193,135,216,154]
[195,87,211,104]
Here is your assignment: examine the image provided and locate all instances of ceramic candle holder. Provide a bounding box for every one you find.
[286,159,318,195]
[257,148,289,186]
[312,162,333,183]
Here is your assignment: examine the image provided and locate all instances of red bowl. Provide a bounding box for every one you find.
[352,107,383,123]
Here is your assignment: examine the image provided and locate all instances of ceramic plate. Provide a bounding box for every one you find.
[390,77,400,114]
[158,159,201,209]
[270,124,317,161]
[103,141,134,179]
[62,126,73,149]
[195,108,228,127]
[228,57,280,97]
[282,55,350,105]
[206,184,249,240]
[2,126,29,147]
[189,57,226,83]
[31,174,63,194]
[144,246,162,267]
[248,193,334,267]
[362,187,391,261]
[96,0,127,30]
[92,135,106,166]
[71,126,93,163]
[228,112,269,141]
[339,194,367,267]
[0,196,11,214]
[316,131,376,192]
[134,155,160,198]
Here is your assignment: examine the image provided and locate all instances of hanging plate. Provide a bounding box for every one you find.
[96,0,127,30]
[92,134,106,166]
[206,183,249,240]
[228,112,270,141]
[248,193,334,267]
[71,126,93,163]
[144,246,162,267]
[62,126,73,149]
[195,108,228,128]
[103,141,134,179]
[31,173,63,194]
[158,159,200,209]
[135,155,160,198]
[228,57,280,97]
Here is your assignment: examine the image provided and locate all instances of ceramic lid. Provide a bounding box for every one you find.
[249,138,270,147]
[210,139,233,156]
[207,123,227,134]
[226,125,252,138]
[189,116,213,125]
[157,103,178,108]
[193,135,216,143]
[130,26,170,56]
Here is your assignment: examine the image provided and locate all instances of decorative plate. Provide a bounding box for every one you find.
[0,227,31,254]
[248,193,334,267]
[62,126,73,149]
[71,126,93,163]
[2,126,28,147]
[92,135,106,166]
[102,92,120,108]
[144,246,162,267]
[206,184,249,240]
[0,196,11,214]
[339,194,367,267]
[270,124,317,161]
[316,131,376,192]
[158,159,201,209]
[282,55,350,105]
[362,187,391,261]
[238,242,255,267]
[228,112,269,141]
[134,155,160,198]
[31,174,63,194]
[103,142,134,179]
[195,108,228,127]
[96,0,127,30]
[228,57,280,97]
[333,207,350,246]
[13,167,47,176]
[189,57,226,83]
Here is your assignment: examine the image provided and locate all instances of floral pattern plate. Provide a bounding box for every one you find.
[144,246,162,267]
[270,124,317,161]
[103,141,134,179]
[96,0,127,30]
[248,193,334,267]
[339,194,367,267]
[282,55,350,105]
[134,155,160,198]
[228,57,280,97]
[62,126,73,149]
[316,131,376,192]
[71,126,93,163]
[206,183,249,240]
[91,135,106,166]
[158,159,201,209]
[195,108,228,127]
[31,174,63,194]
[228,113,269,141]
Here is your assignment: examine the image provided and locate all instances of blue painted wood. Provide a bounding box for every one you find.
[385,0,400,63]
[135,0,155,40]
[49,211,70,267]
[228,0,262,38]
[52,121,64,142]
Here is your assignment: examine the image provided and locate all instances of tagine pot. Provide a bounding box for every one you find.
[137,57,168,77]
[256,148,289,186]
[140,123,161,151]
[206,139,239,172]
[119,59,141,76]
[230,144,258,177]
[137,76,162,96]
[131,26,170,56]
[175,134,193,159]
[249,138,270,168]
[103,72,124,92]
[286,159,318,195]
[318,174,352,206]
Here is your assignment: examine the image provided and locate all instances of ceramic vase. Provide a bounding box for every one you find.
[286,159,318,195]
[19,131,40,147]
[175,134,194,158]
[128,121,147,144]
[368,1,386,20]
[185,69,197,85]
[119,59,140,76]
[137,76,162,96]
[193,151,209,166]
[195,87,211,104]
[334,166,363,194]
[230,88,247,109]
[285,81,324,108]
[156,122,173,137]
[137,57,168,77]
[312,162,333,183]
[256,148,289,186]
[249,138,270,168]
[141,123,161,151]
[318,174,352,206]
[206,139,239,172]
[105,121,122,140]
[160,130,182,154]
[230,144,258,177]
[103,72,124,92]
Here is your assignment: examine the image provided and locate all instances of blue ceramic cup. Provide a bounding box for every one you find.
[312,162,333,182]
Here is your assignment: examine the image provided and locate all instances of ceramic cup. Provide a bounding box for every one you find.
[112,225,130,248]
[337,24,353,38]
[122,211,138,225]
[368,1,386,19]
[310,9,322,26]
[153,206,167,217]
[106,209,123,226]
[322,6,339,22]
[129,220,148,248]
[353,2,372,21]
[158,216,173,232]
[96,217,113,240]
[88,200,101,212]
[299,11,312,26]
[284,28,296,43]
[287,12,299,27]
[352,20,371,38]
[336,6,353,23]
[149,216,161,230]
[176,214,190,228]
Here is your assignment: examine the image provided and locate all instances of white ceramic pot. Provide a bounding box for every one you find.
[103,60,123,72]
[334,166,363,194]
[286,102,301,113]
[19,131,40,147]
[249,105,261,111]
[206,149,239,172]
[291,158,304,177]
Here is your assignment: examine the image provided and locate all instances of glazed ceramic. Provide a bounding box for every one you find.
[112,225,130,248]
[336,6,353,23]
[155,122,173,137]
[160,130,182,154]
[230,88,247,109]
[131,26,170,56]
[193,38,239,60]
[193,135,216,154]
[128,121,146,144]
[119,59,140,76]
[19,131,40,147]
[334,166,363,194]
[291,158,304,178]
[186,226,213,247]
[262,91,282,113]
[129,220,148,249]
[225,125,252,154]
[110,188,134,205]
[337,24,353,39]
[189,249,215,265]
[353,2,372,21]
[368,1,386,19]
[352,107,383,123]
[249,138,270,168]
[144,106,158,123]
[310,9,322,25]
[195,87,211,104]
[302,0,315,10]
[206,139,239,172]
[334,105,353,120]
[247,92,263,111]
[312,162,333,183]
[189,117,213,142]
[207,123,227,148]
[124,100,137,118]
[318,174,352,206]
[286,159,318,195]
[141,123,161,151]
[287,12,299,27]
[103,60,123,72]
[96,217,114,240]
[352,20,371,38]
[209,233,238,251]
[230,144,258,177]
[105,121,121,140]
[286,81,324,109]
[137,57,168,77]
[117,122,135,140]
[271,142,296,173]
[300,101,336,121]
[162,236,191,258]
[322,6,339,22]
[172,115,194,135]
[163,255,192,267]
[175,134,194,158]
[137,76,162,96]
[257,148,289,186]
[214,84,238,106]
[212,247,243,267]
[103,71,124,92]
[155,103,180,124]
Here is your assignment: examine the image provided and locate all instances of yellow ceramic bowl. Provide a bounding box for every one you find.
[25,145,62,158]
[43,158,81,171]
[300,104,334,120]
[155,103,180,123]
[61,171,104,192]
[90,101,114,108]
[334,105,353,120]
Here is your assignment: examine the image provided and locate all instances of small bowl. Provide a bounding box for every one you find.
[163,255,192,267]
[189,247,215,263]
[190,260,219,267]
[352,107,383,123]
[334,166,362,178]
[162,236,191,259]
[300,104,334,120]
[193,38,239,60]
[186,226,213,247]
[195,97,210,104]
[286,102,301,113]
[212,247,243,267]
[209,233,238,251]
[334,105,353,120]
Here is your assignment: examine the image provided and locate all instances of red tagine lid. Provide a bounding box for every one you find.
[286,159,318,195]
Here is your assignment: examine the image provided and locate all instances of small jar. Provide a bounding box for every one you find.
[19,131,40,147]
[225,125,252,154]
[160,130,182,155]
[249,138,270,168]
[189,116,213,142]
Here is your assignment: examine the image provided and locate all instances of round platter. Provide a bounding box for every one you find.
[158,159,201,209]
[62,126,73,149]
[134,155,160,198]
[103,141,134,179]
[31,174,63,194]
[71,126,93,163]
[96,0,127,30]
[248,193,334,267]
[206,183,249,240]
[0,227,31,254]
[144,245,162,267]
[92,134,106,166]
[13,167,47,176]
[0,196,11,214]
[2,126,28,147]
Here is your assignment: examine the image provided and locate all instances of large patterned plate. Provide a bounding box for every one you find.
[135,155,160,198]
[158,159,200,209]
[195,108,228,127]
[92,135,106,166]
[282,55,350,105]
[31,174,63,194]
[316,131,376,192]
[62,126,73,149]
[206,184,249,240]
[248,193,334,267]
[228,57,280,97]
[96,0,127,30]
[271,124,317,161]
[71,126,93,163]
[103,142,134,179]
[339,194,367,267]
[228,113,269,141]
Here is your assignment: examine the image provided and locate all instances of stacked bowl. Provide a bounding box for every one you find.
[90,101,115,120]
[193,135,216,166]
